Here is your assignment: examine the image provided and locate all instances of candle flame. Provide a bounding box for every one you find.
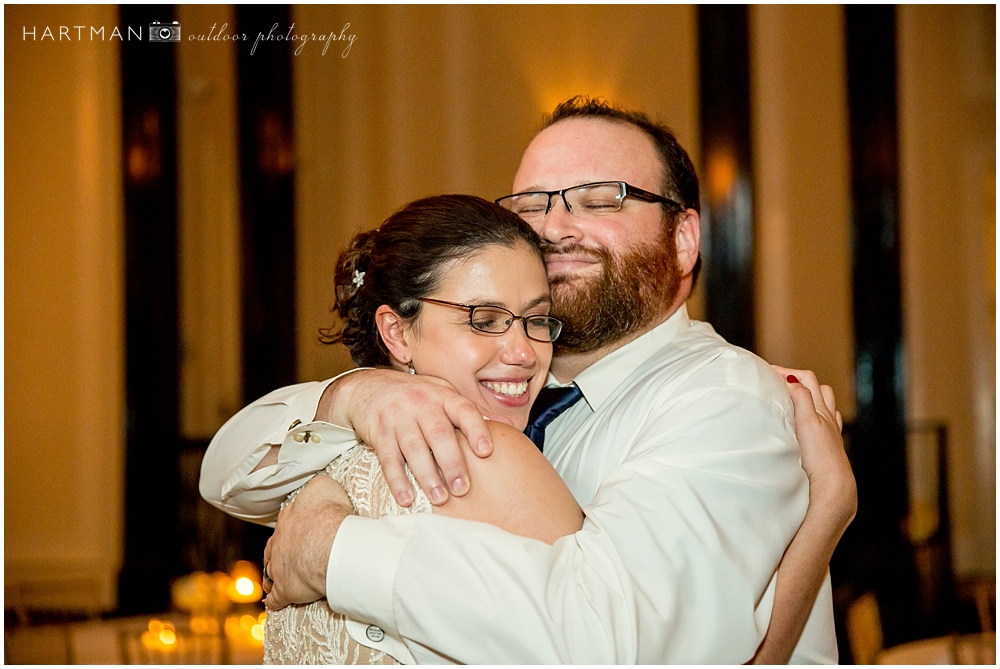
[235,577,255,596]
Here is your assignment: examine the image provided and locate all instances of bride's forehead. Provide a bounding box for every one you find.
[440,241,540,270]
[430,244,548,301]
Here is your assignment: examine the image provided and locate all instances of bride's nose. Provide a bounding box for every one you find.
[499,321,538,366]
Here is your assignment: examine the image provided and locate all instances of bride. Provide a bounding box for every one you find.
[260,194,854,664]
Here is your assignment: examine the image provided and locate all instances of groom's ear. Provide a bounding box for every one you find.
[675,209,701,276]
[374,305,413,364]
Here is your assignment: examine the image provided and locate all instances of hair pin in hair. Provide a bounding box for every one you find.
[352,270,365,289]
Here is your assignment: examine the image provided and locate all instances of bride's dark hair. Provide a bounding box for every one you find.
[321,194,543,368]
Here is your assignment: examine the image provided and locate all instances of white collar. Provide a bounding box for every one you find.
[546,304,692,410]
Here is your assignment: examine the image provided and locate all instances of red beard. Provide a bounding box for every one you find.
[545,229,681,355]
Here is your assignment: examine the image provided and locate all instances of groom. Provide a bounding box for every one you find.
[201,97,840,662]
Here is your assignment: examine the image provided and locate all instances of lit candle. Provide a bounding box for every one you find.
[226,560,264,603]
[141,619,178,652]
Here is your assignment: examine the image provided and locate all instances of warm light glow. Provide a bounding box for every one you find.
[190,616,208,634]
[509,19,627,116]
[223,610,267,642]
[172,571,234,613]
[707,149,738,201]
[235,576,255,596]
[535,83,621,117]
[141,620,178,652]
[229,560,259,579]
[225,615,242,638]
[225,561,263,603]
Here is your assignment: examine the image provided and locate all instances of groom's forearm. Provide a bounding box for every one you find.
[199,375,363,524]
[264,474,355,610]
[327,511,767,663]
[326,469,801,661]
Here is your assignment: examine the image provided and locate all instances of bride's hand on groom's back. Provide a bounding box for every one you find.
[317,368,512,509]
[773,365,857,530]
[749,368,856,665]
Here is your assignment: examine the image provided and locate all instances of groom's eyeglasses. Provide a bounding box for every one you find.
[417,298,564,343]
[495,181,683,223]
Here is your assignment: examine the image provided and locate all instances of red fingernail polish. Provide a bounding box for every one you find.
[786,375,799,384]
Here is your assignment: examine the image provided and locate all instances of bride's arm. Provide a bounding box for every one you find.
[435,422,584,544]
[750,369,857,664]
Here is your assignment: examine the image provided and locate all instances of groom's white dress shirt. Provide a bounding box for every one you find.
[200,304,838,663]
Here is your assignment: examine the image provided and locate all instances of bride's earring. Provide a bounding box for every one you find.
[408,361,416,375]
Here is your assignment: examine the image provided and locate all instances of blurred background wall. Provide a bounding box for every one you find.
[5,3,125,614]
[5,4,994,660]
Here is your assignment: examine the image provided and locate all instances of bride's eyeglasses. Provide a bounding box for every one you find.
[417,298,563,343]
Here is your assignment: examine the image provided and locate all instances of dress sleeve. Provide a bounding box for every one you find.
[198,370,368,525]
[325,386,810,663]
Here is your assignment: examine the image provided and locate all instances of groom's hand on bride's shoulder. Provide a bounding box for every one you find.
[262,475,354,611]
[318,368,512,509]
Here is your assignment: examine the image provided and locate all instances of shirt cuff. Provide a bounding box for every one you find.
[278,366,373,437]
[327,514,419,639]
[218,369,374,501]
[275,421,361,471]
[275,369,366,472]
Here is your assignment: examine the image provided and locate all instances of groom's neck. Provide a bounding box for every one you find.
[549,304,679,383]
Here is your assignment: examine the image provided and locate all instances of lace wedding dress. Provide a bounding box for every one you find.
[264,445,432,664]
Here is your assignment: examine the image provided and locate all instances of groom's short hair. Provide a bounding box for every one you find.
[543,96,701,215]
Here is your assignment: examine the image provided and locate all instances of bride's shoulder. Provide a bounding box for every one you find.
[475,420,552,471]
[436,420,583,543]
[484,420,535,446]
[449,420,543,464]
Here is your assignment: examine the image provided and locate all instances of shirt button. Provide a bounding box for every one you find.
[366,625,384,642]
[292,432,305,443]
[311,433,322,444]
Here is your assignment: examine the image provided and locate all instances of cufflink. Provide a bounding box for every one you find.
[366,625,385,642]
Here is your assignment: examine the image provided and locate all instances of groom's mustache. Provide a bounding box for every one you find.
[541,242,608,264]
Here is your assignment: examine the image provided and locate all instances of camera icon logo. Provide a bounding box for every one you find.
[149,21,181,43]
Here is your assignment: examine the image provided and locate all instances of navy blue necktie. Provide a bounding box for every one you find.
[524,385,583,452]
